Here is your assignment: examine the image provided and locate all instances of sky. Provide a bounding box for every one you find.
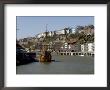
[17,16,94,39]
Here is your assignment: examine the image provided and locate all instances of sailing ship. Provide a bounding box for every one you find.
[37,24,52,62]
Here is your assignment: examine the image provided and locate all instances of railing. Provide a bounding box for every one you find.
[58,51,94,56]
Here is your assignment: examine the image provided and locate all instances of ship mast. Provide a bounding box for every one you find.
[45,24,48,40]
[39,24,52,62]
[42,24,48,51]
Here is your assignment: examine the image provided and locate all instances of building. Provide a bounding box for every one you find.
[81,43,88,52]
[36,32,46,38]
[81,43,94,53]
[48,31,54,36]
[36,33,42,38]
[60,41,81,52]
[88,43,94,52]
[54,28,72,35]
[55,29,65,35]
[81,44,85,52]
[71,28,75,34]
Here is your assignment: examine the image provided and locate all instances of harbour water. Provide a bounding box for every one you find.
[16,53,94,74]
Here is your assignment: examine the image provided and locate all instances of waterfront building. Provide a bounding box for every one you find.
[88,43,94,52]
[59,42,94,56]
[81,43,88,52]
[81,43,94,53]
[59,41,81,52]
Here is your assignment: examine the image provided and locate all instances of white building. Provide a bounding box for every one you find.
[64,42,68,48]
[81,44,85,52]
[81,43,94,53]
[37,32,46,38]
[60,42,81,52]
[66,29,70,34]
[71,28,75,34]
[48,31,54,36]
[55,29,65,35]
[88,43,94,52]
[37,33,42,38]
